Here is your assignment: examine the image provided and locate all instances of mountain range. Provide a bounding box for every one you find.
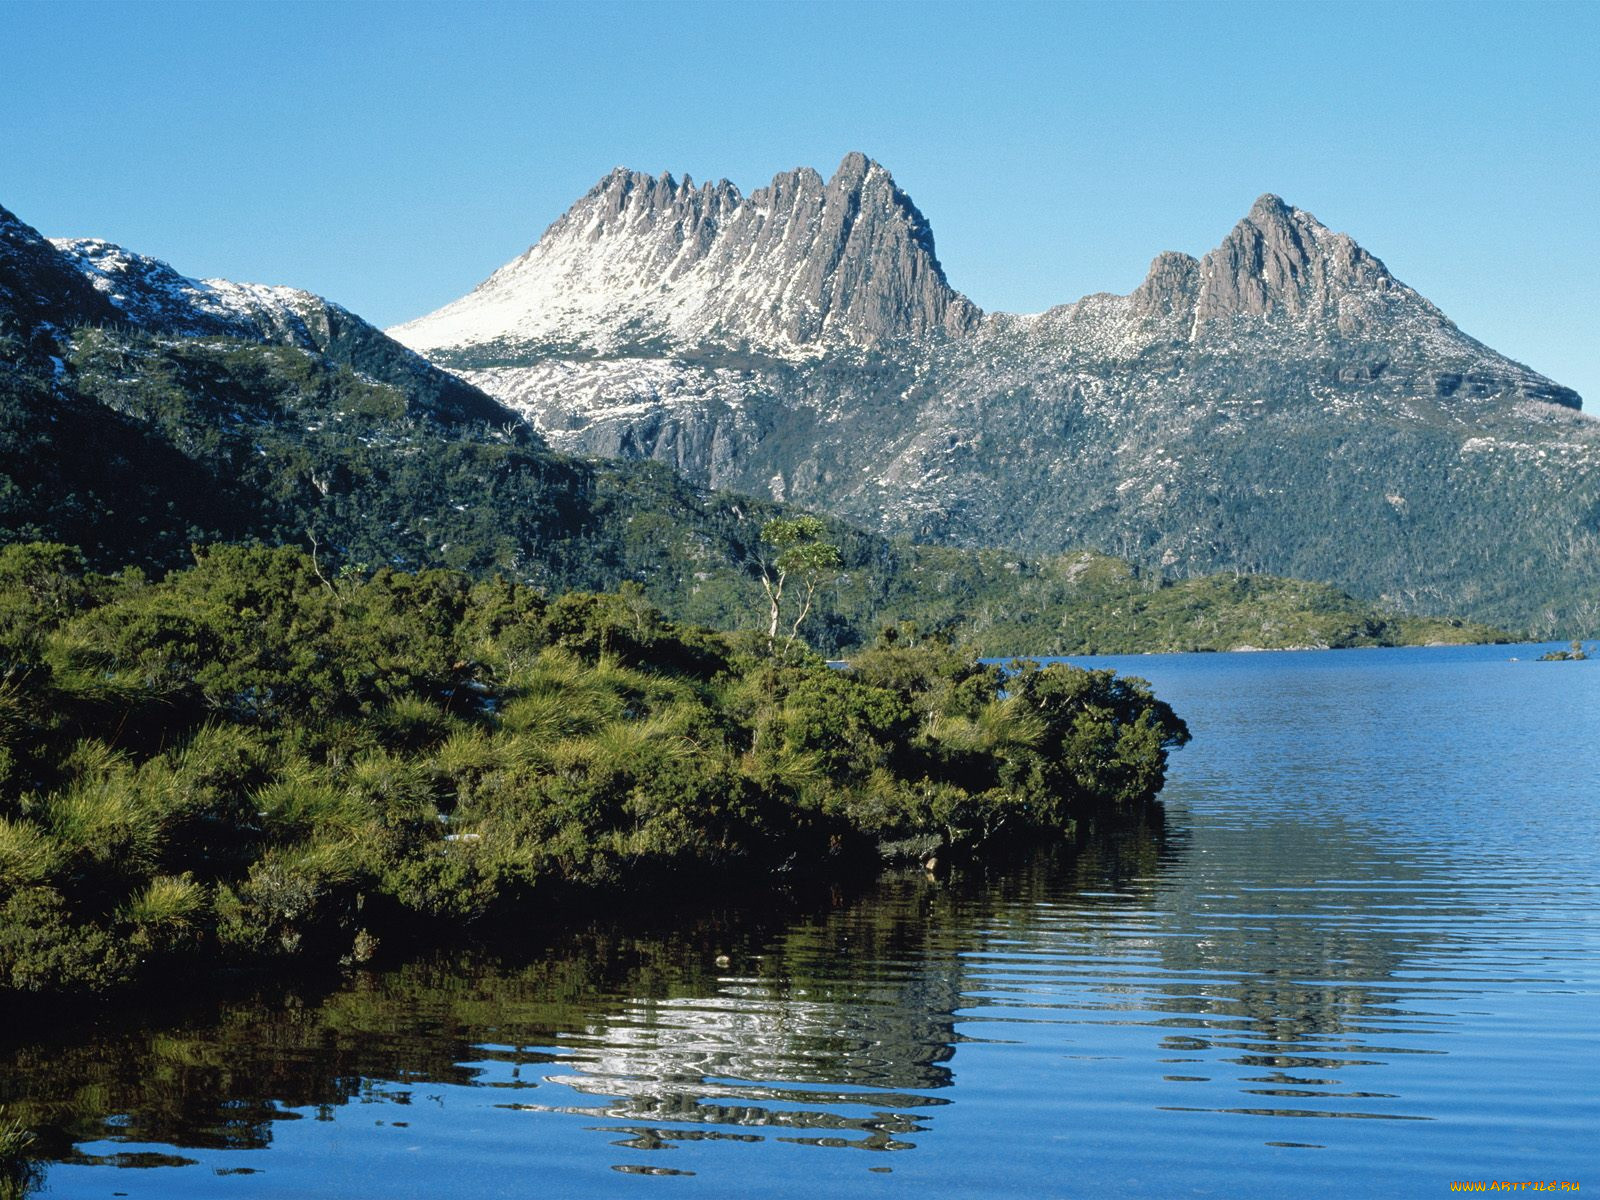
[0,161,1584,650]
[391,153,1598,633]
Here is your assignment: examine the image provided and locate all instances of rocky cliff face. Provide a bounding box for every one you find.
[391,153,979,357]
[392,161,1597,633]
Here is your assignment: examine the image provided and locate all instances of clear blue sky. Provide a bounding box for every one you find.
[3,0,1595,403]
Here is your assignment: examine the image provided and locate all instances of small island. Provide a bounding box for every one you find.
[1538,640,1592,661]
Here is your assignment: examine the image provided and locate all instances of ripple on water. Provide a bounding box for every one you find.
[10,646,1600,1197]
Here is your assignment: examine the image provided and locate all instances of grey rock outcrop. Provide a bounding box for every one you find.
[1193,193,1416,328]
[1130,251,1200,317]
[391,153,979,356]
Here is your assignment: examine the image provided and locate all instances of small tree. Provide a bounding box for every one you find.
[757,517,842,650]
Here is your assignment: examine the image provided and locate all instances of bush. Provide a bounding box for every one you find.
[0,544,1190,1000]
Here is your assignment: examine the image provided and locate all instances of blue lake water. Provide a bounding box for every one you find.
[8,643,1598,1196]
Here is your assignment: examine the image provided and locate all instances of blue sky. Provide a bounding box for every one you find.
[4,0,1595,403]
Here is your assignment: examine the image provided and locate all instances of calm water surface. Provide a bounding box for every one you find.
[7,644,1598,1197]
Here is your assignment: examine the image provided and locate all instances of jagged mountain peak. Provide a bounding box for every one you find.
[1194,194,1409,323]
[404,168,1579,416]
[836,149,873,177]
[1247,191,1291,218]
[390,154,980,356]
[391,168,1480,369]
[577,165,743,218]
[1101,193,1465,352]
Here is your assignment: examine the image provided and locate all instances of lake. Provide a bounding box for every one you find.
[6,643,1597,1197]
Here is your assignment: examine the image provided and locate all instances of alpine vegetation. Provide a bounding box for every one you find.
[0,543,1187,1000]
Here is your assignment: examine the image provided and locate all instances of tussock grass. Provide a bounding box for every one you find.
[373,695,452,751]
[746,746,825,791]
[119,873,206,947]
[499,649,627,741]
[930,699,1045,755]
[253,763,369,843]
[43,761,160,876]
[0,816,64,890]
[0,1105,35,1161]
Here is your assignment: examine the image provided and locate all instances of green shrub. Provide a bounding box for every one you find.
[0,887,135,993]
[215,838,365,957]
[0,545,1190,1001]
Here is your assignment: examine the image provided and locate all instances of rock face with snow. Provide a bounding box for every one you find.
[391,158,1599,632]
[0,204,118,347]
[47,236,511,426]
[48,235,392,347]
[392,152,979,357]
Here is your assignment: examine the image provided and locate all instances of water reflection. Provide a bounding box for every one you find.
[0,816,1174,1187]
[0,807,1500,1180]
[956,815,1474,1147]
[6,646,1600,1196]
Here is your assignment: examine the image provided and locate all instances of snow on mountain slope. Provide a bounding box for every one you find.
[54,237,366,344]
[390,152,979,358]
[48,236,514,425]
[0,204,119,343]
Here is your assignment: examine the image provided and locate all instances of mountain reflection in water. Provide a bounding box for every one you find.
[5,645,1597,1198]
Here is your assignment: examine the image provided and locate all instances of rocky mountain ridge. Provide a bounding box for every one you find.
[391,157,1598,633]
[47,235,508,426]
[0,193,1543,649]
[0,204,119,347]
[392,152,979,357]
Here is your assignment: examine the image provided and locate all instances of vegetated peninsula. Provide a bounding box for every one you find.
[394,153,1599,637]
[0,542,1187,1000]
[0,200,1503,654]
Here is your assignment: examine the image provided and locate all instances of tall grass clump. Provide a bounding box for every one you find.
[0,1105,41,1200]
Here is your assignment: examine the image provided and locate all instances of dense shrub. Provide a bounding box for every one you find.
[0,544,1187,1000]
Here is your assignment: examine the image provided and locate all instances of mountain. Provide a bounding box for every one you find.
[2,209,600,580]
[49,235,506,426]
[392,151,978,358]
[0,195,1506,653]
[393,157,1600,634]
[0,202,968,648]
[1,204,119,349]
